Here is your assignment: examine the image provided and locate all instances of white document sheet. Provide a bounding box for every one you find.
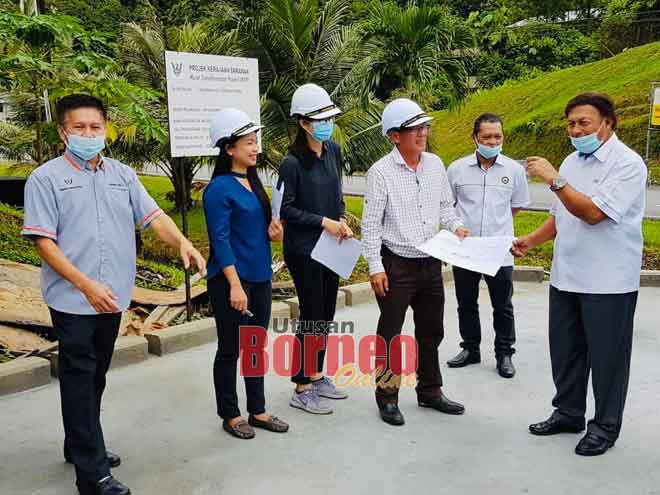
[271,178,284,219]
[311,230,362,279]
[417,230,514,277]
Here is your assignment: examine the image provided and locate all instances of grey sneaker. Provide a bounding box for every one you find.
[289,389,333,415]
[312,376,349,399]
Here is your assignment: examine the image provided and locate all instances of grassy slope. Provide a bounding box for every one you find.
[429,41,660,179]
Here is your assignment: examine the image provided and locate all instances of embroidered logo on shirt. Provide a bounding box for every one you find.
[501,176,510,184]
[60,178,82,191]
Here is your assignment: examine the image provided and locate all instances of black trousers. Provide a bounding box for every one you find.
[548,286,637,442]
[49,308,120,491]
[208,275,271,420]
[375,247,445,405]
[284,253,339,385]
[452,265,516,357]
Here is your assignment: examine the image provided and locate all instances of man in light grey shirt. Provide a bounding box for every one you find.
[513,92,646,457]
[446,114,530,378]
[22,94,206,495]
[362,98,468,427]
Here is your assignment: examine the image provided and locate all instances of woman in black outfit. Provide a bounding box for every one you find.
[279,83,354,415]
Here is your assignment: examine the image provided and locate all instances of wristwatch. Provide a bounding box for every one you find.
[550,175,568,192]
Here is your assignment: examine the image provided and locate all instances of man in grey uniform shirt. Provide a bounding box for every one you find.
[22,94,206,494]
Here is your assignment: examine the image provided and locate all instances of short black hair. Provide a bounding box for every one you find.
[564,92,617,130]
[473,113,503,136]
[56,94,107,125]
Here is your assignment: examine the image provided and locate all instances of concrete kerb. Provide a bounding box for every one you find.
[144,318,216,356]
[0,357,51,396]
[640,270,660,287]
[50,335,149,377]
[339,282,373,306]
[512,265,545,282]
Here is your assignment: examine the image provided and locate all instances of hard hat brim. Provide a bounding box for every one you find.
[210,124,263,146]
[306,107,342,120]
[402,115,434,128]
[234,124,263,136]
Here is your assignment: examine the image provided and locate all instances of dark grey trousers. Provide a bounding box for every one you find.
[548,286,637,442]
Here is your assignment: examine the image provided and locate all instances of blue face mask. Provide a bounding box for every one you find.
[477,143,502,160]
[570,131,603,155]
[311,120,334,142]
[66,133,106,161]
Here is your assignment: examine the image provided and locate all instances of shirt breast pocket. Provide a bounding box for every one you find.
[56,184,86,217]
[106,184,132,216]
[456,183,484,205]
[491,185,514,217]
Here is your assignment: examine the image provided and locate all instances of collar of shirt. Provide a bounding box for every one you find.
[64,150,106,172]
[589,133,619,163]
[470,151,503,170]
[390,146,425,173]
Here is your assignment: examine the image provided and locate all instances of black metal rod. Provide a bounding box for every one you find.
[179,157,192,322]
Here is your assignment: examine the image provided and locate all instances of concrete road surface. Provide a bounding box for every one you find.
[2,281,659,495]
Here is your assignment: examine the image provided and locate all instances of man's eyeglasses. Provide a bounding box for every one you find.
[399,124,431,136]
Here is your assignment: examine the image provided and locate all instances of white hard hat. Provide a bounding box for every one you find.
[381,98,434,136]
[290,83,341,120]
[209,108,263,146]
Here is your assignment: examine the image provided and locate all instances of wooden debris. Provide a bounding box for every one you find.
[0,259,41,289]
[272,261,285,275]
[1,260,207,339]
[14,341,59,360]
[158,305,186,326]
[142,305,169,332]
[119,308,151,337]
[131,285,206,306]
[0,282,52,327]
[0,324,50,353]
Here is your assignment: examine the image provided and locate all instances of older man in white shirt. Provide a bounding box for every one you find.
[446,113,530,378]
[512,92,646,457]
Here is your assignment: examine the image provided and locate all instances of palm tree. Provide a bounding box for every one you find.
[238,0,391,172]
[0,120,36,164]
[358,0,475,110]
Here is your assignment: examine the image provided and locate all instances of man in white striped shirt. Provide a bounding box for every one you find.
[361,98,468,426]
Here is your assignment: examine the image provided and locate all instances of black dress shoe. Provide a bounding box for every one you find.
[575,432,614,456]
[106,451,121,468]
[496,355,516,378]
[418,393,465,415]
[447,349,480,368]
[94,476,131,495]
[529,416,585,436]
[379,403,405,426]
[66,449,121,468]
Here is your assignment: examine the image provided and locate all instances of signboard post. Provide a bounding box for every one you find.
[645,82,660,185]
[164,51,260,320]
